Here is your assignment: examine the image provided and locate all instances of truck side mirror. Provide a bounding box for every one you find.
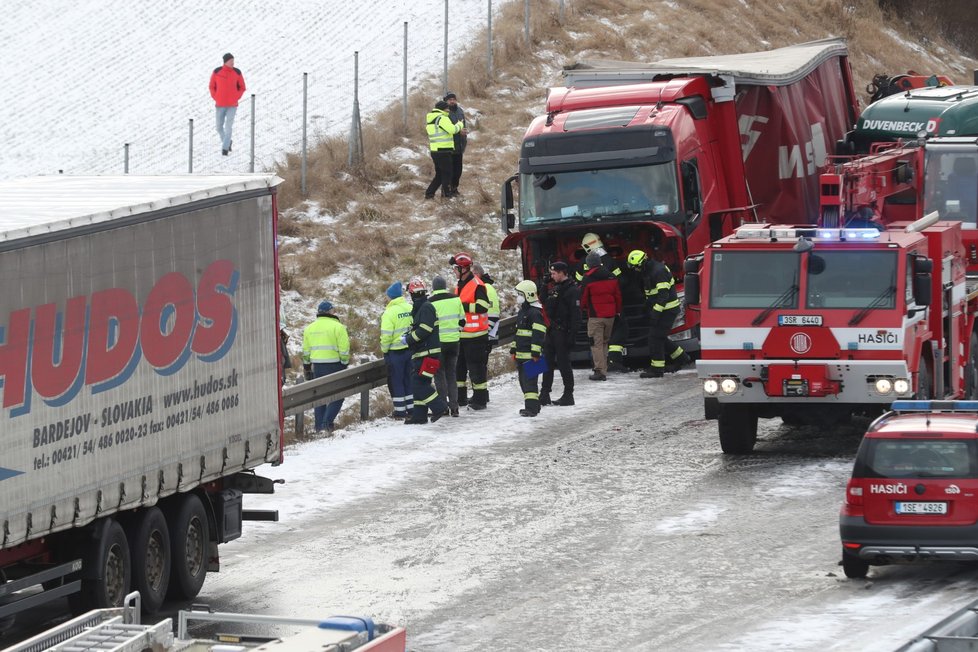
[913,257,933,274]
[684,272,700,306]
[913,272,932,307]
[501,175,517,234]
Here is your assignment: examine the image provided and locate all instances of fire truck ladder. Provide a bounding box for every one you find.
[3,592,174,652]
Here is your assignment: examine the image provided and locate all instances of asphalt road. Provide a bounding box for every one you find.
[7,371,978,650]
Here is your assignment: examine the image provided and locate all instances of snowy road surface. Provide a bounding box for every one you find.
[188,369,978,651]
[6,369,978,650]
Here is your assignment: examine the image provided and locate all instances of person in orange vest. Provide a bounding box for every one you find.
[451,252,491,409]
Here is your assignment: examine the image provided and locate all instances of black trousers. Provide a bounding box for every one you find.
[457,335,490,405]
[542,330,574,396]
[426,151,455,198]
[648,307,680,368]
[451,151,464,190]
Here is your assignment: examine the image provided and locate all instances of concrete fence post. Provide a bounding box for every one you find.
[188,118,194,173]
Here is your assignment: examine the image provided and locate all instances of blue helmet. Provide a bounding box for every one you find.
[317,300,333,315]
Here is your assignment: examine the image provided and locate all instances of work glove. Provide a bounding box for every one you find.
[399,333,409,345]
[531,354,540,362]
[303,364,314,381]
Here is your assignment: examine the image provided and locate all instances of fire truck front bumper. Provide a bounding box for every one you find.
[696,359,913,405]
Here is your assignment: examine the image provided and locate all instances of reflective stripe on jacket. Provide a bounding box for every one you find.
[510,302,547,360]
[430,290,463,343]
[380,297,413,353]
[302,315,350,365]
[457,275,489,336]
[642,260,681,313]
[484,282,500,339]
[425,109,461,152]
[406,300,441,359]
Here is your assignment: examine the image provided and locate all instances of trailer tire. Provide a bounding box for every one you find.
[68,518,131,614]
[966,333,978,399]
[124,507,171,614]
[718,406,758,454]
[166,494,209,601]
[842,549,869,579]
[916,354,933,399]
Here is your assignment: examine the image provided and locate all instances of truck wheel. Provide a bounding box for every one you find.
[916,354,933,399]
[167,493,209,601]
[966,333,978,399]
[68,518,131,614]
[718,406,758,454]
[842,549,869,579]
[124,507,171,614]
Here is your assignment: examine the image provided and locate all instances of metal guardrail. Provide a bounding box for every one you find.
[283,316,516,432]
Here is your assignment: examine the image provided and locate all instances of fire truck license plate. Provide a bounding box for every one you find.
[778,315,822,326]
[895,502,947,515]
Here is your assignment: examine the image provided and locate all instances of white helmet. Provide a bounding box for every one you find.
[582,232,603,253]
[515,280,538,303]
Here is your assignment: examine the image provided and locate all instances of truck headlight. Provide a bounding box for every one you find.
[720,378,739,394]
[893,378,910,394]
[874,378,893,394]
[703,379,719,395]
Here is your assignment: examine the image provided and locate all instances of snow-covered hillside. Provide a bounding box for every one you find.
[0,0,494,180]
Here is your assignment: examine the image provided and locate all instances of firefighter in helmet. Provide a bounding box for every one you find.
[404,277,448,424]
[576,232,632,372]
[452,252,491,409]
[511,280,548,417]
[626,249,690,377]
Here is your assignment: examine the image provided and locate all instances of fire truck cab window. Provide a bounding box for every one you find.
[805,251,896,309]
[519,163,679,225]
[924,149,978,228]
[708,251,798,308]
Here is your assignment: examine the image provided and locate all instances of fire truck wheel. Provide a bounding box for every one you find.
[966,333,978,399]
[166,493,210,601]
[841,549,869,579]
[718,407,758,454]
[68,518,131,614]
[916,354,933,399]
[124,507,171,614]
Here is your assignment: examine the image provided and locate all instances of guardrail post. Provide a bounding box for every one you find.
[360,390,370,420]
[294,412,305,438]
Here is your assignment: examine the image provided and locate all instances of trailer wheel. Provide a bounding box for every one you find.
[841,549,869,579]
[966,333,978,399]
[124,507,171,614]
[167,493,209,601]
[718,406,758,454]
[916,354,933,399]
[68,518,131,614]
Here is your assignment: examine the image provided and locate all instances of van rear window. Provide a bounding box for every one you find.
[854,439,976,479]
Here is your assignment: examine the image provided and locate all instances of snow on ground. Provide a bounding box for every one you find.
[0,0,495,180]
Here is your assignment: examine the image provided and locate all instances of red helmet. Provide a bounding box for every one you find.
[407,276,427,294]
[450,252,473,269]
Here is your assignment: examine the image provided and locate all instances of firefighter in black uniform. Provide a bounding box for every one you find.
[511,280,548,417]
[576,232,635,372]
[540,261,580,406]
[404,278,449,424]
[626,250,691,378]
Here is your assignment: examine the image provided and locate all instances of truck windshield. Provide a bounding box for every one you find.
[708,251,799,309]
[923,147,978,229]
[806,251,897,309]
[519,163,680,226]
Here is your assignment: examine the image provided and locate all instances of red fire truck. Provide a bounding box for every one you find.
[500,38,859,359]
[684,214,978,454]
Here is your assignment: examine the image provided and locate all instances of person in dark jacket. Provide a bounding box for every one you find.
[576,232,633,372]
[209,53,246,156]
[626,250,691,378]
[404,278,448,424]
[511,280,548,417]
[540,261,581,406]
[580,251,622,381]
[444,92,467,197]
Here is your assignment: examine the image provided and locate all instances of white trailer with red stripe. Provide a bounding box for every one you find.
[682,214,978,453]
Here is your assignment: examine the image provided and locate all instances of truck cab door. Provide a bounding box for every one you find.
[681,159,703,232]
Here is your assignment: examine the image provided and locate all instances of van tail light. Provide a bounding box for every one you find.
[842,478,864,517]
[845,478,864,506]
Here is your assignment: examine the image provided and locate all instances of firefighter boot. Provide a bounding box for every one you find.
[404,405,429,425]
[640,365,664,378]
[607,351,630,373]
[457,385,469,407]
[539,391,552,406]
[553,394,575,406]
[469,388,489,411]
[520,397,540,417]
[429,397,448,423]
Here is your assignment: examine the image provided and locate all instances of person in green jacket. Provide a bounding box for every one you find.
[302,300,350,434]
[380,281,414,418]
[429,275,464,416]
[424,100,465,200]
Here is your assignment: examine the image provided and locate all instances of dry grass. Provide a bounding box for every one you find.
[275,0,976,437]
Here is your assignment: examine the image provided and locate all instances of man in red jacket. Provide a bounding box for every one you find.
[580,251,622,381]
[209,53,246,156]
